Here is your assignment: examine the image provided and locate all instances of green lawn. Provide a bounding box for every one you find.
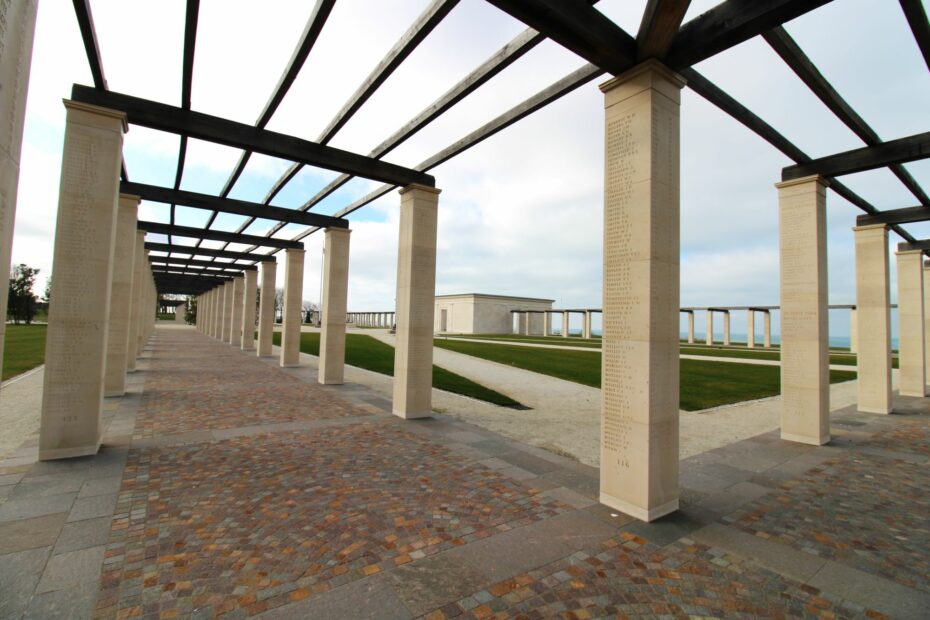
[439,334,603,348]
[273,332,521,408]
[3,324,47,381]
[433,338,858,411]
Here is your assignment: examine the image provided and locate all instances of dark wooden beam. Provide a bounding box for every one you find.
[782,131,930,181]
[636,0,692,60]
[144,242,274,262]
[899,240,930,252]
[484,0,636,75]
[71,0,107,89]
[219,0,336,199]
[764,26,929,206]
[667,0,834,69]
[70,85,435,188]
[122,181,348,228]
[138,221,303,249]
[150,258,257,271]
[857,206,930,227]
[900,0,930,73]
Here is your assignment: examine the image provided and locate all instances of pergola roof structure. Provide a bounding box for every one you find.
[69,0,930,295]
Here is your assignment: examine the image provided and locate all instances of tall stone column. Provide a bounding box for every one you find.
[543,311,550,336]
[241,270,258,350]
[257,261,276,355]
[222,281,233,343]
[393,184,440,418]
[853,225,892,414]
[583,311,592,338]
[39,101,127,461]
[562,311,570,337]
[104,194,139,397]
[723,311,731,346]
[126,231,145,372]
[686,312,694,344]
[319,227,351,384]
[777,175,830,445]
[229,276,244,347]
[202,290,210,333]
[281,248,305,367]
[705,311,713,345]
[747,310,756,348]
[925,263,930,385]
[212,284,222,339]
[764,311,772,348]
[599,61,683,522]
[0,0,38,393]
[896,248,926,397]
[137,253,151,356]
[849,309,858,354]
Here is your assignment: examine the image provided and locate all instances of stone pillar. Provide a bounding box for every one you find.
[319,227,351,384]
[138,254,151,355]
[0,0,38,393]
[599,61,683,521]
[777,175,830,445]
[686,312,694,344]
[257,261,276,356]
[925,263,930,385]
[229,276,244,347]
[723,311,731,346]
[174,302,186,323]
[562,311,570,337]
[393,184,440,418]
[203,290,211,334]
[849,309,858,354]
[281,248,305,367]
[896,248,926,397]
[764,311,772,348]
[39,101,127,461]
[104,194,139,397]
[583,311,592,338]
[543,311,550,336]
[241,270,258,351]
[747,310,755,348]
[853,225,892,414]
[705,311,713,345]
[221,281,233,343]
[126,232,145,373]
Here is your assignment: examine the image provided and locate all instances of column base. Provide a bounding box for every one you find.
[241,347,256,352]
[39,442,101,461]
[393,409,433,420]
[280,362,300,368]
[599,492,678,523]
[899,389,928,397]
[857,405,891,415]
[104,390,125,398]
[780,431,830,446]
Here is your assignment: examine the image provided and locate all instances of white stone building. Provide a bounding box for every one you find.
[434,293,554,334]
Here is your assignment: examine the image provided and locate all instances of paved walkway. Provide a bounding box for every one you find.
[0,325,928,618]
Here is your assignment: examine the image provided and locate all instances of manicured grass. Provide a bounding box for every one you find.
[440,334,603,348]
[273,332,521,408]
[2,324,47,381]
[433,338,858,411]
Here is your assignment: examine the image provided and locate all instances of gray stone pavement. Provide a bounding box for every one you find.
[0,326,927,618]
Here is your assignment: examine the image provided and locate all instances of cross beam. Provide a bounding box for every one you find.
[782,131,930,181]
[138,221,303,250]
[151,263,253,276]
[71,85,435,189]
[899,240,930,252]
[636,0,692,61]
[857,206,930,227]
[149,257,258,271]
[144,242,275,262]
[122,181,348,229]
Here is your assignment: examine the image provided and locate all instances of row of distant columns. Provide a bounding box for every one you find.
[515,310,597,337]
[349,312,395,327]
[38,101,159,460]
[681,309,772,347]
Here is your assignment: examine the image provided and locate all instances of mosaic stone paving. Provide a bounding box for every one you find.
[421,533,886,619]
[726,450,930,594]
[133,332,370,438]
[859,418,930,456]
[95,426,569,618]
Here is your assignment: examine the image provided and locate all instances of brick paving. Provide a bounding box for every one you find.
[2,326,929,619]
[726,450,930,594]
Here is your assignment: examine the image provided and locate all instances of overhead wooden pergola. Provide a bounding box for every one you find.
[69,0,930,295]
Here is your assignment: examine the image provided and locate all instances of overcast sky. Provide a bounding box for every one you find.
[11,0,930,339]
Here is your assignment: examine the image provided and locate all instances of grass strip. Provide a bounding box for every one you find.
[2,324,47,381]
[273,332,521,408]
[434,338,857,411]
